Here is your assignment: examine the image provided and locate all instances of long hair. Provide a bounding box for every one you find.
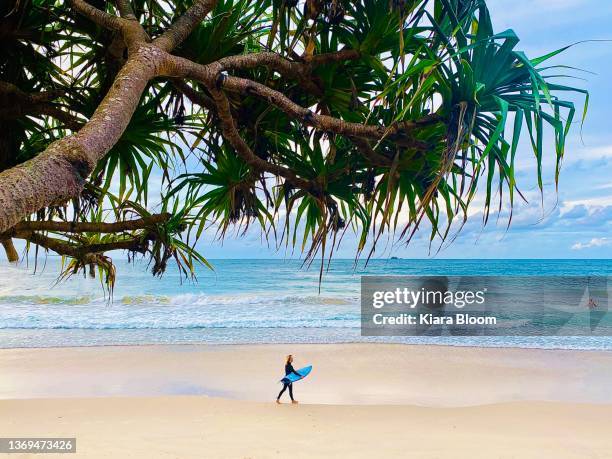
[285,354,292,364]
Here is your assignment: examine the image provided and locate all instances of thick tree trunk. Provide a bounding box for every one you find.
[0,46,165,233]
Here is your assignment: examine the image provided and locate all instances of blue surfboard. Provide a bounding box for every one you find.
[280,365,312,384]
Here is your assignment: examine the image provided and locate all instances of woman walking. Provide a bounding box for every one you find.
[276,355,301,404]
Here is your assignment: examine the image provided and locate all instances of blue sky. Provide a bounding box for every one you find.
[202,0,612,259]
[2,0,611,263]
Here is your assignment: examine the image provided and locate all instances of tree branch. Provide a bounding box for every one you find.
[214,50,361,97]
[153,0,218,52]
[0,82,63,102]
[33,105,84,131]
[306,49,361,66]
[0,81,84,130]
[1,239,18,263]
[216,50,360,72]
[216,52,322,96]
[4,213,171,236]
[69,0,124,32]
[221,75,437,148]
[171,79,215,111]
[17,231,149,260]
[208,87,317,193]
[69,0,147,47]
[0,213,171,240]
[351,138,393,166]
[115,0,136,19]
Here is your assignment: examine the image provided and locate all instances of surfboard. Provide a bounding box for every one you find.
[280,365,312,384]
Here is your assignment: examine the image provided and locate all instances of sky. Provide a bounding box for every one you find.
[2,0,611,263]
[202,0,612,259]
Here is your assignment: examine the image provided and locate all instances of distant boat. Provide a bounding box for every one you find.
[390,256,400,260]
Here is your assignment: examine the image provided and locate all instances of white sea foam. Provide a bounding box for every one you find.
[1,259,611,349]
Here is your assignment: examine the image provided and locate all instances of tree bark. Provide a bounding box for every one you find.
[153,0,218,52]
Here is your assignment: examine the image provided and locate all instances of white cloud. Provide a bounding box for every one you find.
[562,196,612,209]
[566,144,612,163]
[571,237,611,250]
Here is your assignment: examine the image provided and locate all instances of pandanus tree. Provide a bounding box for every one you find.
[0,0,586,287]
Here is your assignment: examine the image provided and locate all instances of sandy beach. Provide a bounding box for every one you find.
[1,344,612,458]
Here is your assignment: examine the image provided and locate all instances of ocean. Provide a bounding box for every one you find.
[0,258,610,350]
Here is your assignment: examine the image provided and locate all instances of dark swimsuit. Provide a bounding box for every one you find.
[277,363,301,401]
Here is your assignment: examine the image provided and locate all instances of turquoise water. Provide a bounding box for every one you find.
[0,258,610,349]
